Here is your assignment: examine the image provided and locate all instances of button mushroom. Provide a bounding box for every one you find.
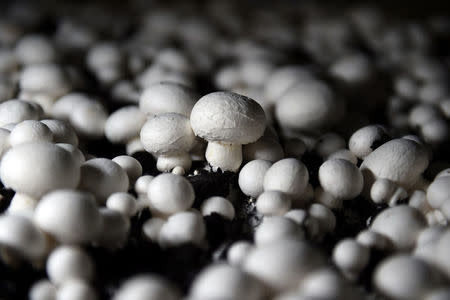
[190,91,266,172]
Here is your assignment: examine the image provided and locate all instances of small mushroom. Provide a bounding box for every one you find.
[112,155,143,185]
[370,205,427,251]
[190,91,266,172]
[256,191,292,216]
[56,279,97,300]
[0,99,42,127]
[227,241,254,266]
[254,216,303,245]
[158,211,206,248]
[200,196,235,220]
[46,245,94,285]
[29,279,56,300]
[40,119,78,146]
[78,158,129,204]
[140,113,195,172]
[0,214,47,265]
[263,158,309,204]
[318,159,363,200]
[332,238,370,281]
[106,192,138,218]
[113,275,180,300]
[147,173,195,216]
[189,263,265,300]
[105,106,147,144]
[348,125,390,159]
[374,255,442,300]
[8,120,53,146]
[139,81,198,117]
[238,159,272,198]
[0,142,80,198]
[243,239,325,292]
[34,189,101,244]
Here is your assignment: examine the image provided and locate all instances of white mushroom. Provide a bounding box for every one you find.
[46,245,94,285]
[256,191,292,216]
[243,239,325,292]
[0,142,80,198]
[374,255,442,300]
[275,80,340,131]
[113,275,180,300]
[308,204,336,236]
[200,196,235,220]
[189,263,265,300]
[243,135,284,162]
[360,138,429,191]
[332,238,370,280]
[78,158,129,204]
[0,99,42,127]
[190,91,266,172]
[139,82,198,117]
[140,113,195,172]
[15,34,56,65]
[106,192,138,217]
[8,120,53,146]
[56,279,97,300]
[134,175,154,196]
[51,93,93,121]
[158,211,206,248]
[142,218,166,243]
[105,106,147,144]
[112,155,143,185]
[29,279,57,300]
[6,192,38,218]
[227,241,254,266]
[238,159,272,198]
[254,216,303,245]
[34,189,101,244]
[147,173,195,216]
[426,175,450,209]
[299,268,357,300]
[69,101,108,138]
[348,125,390,159]
[0,214,47,264]
[370,205,427,251]
[318,159,363,200]
[263,158,309,204]
[41,119,78,145]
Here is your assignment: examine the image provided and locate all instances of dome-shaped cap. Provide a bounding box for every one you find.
[190,91,266,144]
[140,113,195,155]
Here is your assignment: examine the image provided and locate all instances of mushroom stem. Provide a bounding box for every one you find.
[156,153,192,172]
[205,141,242,172]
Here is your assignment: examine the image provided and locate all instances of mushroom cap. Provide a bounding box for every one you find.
[20,63,71,94]
[0,99,43,127]
[189,263,265,300]
[238,159,273,198]
[15,34,56,65]
[147,173,195,215]
[158,211,205,247]
[360,138,429,190]
[41,119,79,145]
[243,239,325,291]
[51,93,93,120]
[113,275,180,300]
[200,196,235,220]
[318,159,363,200]
[34,189,101,244]
[140,113,195,155]
[348,125,390,159]
[8,120,53,146]
[427,175,450,209]
[139,82,198,117]
[263,158,309,200]
[105,106,147,144]
[0,142,80,198]
[56,279,97,300]
[374,255,441,300]
[370,205,427,251]
[0,214,47,260]
[254,216,302,245]
[79,158,129,203]
[275,80,338,131]
[190,91,266,144]
[46,245,94,285]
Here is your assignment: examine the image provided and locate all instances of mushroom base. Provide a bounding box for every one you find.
[157,153,192,173]
[205,141,242,172]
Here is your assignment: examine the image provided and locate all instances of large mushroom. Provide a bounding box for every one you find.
[190,91,266,172]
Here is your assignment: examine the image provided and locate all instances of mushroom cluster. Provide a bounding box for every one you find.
[0,1,448,300]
